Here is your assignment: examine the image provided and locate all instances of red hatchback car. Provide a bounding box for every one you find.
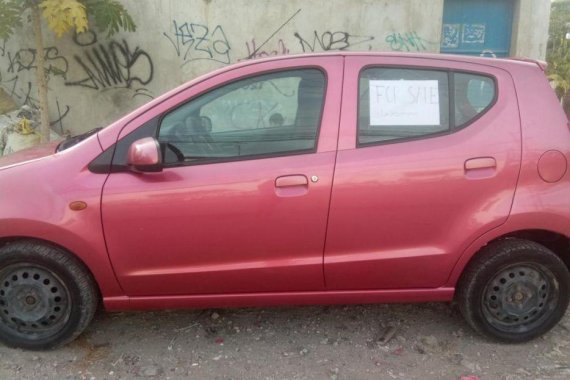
[1,52,569,350]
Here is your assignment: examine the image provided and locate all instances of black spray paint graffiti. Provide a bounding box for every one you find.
[0,74,71,134]
[385,31,429,52]
[163,21,231,66]
[240,9,375,59]
[65,31,154,98]
[243,38,290,61]
[294,30,375,53]
[6,47,68,78]
[0,40,71,133]
[242,9,301,60]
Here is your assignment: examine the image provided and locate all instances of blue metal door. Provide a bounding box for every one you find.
[441,0,514,57]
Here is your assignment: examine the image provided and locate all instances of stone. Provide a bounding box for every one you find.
[450,353,464,365]
[421,335,438,347]
[173,367,187,376]
[460,359,481,372]
[140,366,162,377]
[416,335,440,354]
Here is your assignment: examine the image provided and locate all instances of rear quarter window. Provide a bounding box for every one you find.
[454,73,495,127]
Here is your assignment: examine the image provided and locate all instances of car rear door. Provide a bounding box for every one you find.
[324,55,521,290]
[101,57,343,296]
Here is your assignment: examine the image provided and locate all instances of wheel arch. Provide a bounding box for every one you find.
[0,228,124,299]
[0,236,102,299]
[447,228,570,288]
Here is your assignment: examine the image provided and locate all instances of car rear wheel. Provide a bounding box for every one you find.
[457,238,570,342]
[0,241,98,350]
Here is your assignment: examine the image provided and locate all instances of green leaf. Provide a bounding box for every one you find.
[83,0,136,37]
[0,0,24,40]
[547,1,570,99]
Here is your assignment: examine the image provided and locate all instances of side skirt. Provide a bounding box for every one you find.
[103,288,455,311]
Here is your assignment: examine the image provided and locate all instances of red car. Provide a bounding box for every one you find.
[0,52,569,350]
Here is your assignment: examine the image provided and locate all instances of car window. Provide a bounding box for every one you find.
[358,68,450,145]
[454,73,495,126]
[158,69,325,165]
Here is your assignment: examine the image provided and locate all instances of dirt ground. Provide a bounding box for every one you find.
[0,302,569,380]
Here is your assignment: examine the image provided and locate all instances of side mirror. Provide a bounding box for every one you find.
[127,137,163,173]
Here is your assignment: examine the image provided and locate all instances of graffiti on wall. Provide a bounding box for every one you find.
[0,2,458,138]
[385,31,430,52]
[462,24,486,44]
[241,9,300,60]
[64,31,154,99]
[239,8,375,60]
[294,30,374,53]
[442,23,487,46]
[0,40,68,101]
[243,39,290,60]
[441,24,460,49]
[0,29,156,134]
[5,46,68,78]
[0,40,71,132]
[163,20,231,66]
[442,23,498,57]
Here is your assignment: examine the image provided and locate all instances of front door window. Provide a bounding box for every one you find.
[158,69,326,165]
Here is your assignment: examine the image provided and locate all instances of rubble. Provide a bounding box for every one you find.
[0,103,60,157]
[139,365,162,377]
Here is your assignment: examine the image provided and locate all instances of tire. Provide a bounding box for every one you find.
[0,241,98,350]
[457,238,570,343]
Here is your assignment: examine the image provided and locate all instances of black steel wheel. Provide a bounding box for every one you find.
[0,264,72,340]
[0,241,98,350]
[458,238,570,342]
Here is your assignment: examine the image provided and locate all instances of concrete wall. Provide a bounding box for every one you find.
[511,0,552,60]
[0,0,548,136]
[0,0,444,135]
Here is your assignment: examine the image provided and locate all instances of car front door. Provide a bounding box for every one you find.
[324,56,521,290]
[101,57,343,296]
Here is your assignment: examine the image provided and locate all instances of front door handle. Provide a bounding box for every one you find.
[275,175,309,197]
[275,175,308,188]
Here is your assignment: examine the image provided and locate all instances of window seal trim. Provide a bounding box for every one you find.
[355,64,499,149]
[163,148,325,168]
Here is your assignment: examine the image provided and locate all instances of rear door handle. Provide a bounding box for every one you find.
[465,157,496,170]
[464,157,497,179]
[275,175,308,188]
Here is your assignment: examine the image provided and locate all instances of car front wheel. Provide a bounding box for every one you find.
[0,241,98,350]
[457,238,570,342]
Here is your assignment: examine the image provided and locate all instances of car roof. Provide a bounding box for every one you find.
[236,51,544,71]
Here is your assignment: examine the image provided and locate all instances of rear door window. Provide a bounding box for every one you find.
[358,68,450,145]
[358,67,496,146]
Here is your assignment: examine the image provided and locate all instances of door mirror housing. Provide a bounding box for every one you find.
[127,137,163,173]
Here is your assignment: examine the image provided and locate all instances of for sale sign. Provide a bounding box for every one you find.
[369,80,440,126]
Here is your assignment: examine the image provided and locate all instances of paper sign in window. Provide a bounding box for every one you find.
[369,80,440,126]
